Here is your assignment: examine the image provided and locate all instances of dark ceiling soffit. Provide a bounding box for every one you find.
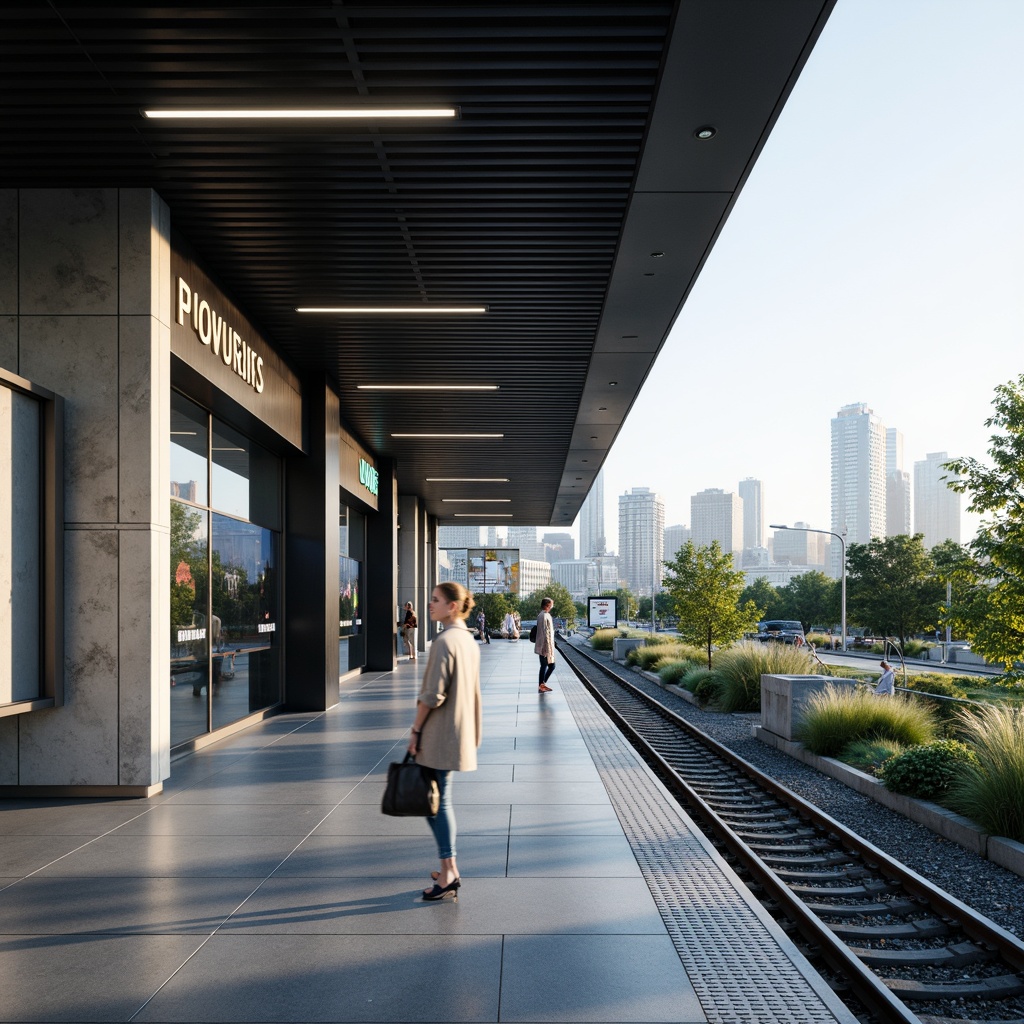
[546,0,839,529]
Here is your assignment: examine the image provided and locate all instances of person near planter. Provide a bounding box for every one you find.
[874,660,895,696]
[408,581,482,901]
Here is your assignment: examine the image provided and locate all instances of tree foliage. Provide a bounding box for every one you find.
[740,577,783,620]
[945,375,1024,668]
[777,571,839,631]
[846,534,942,641]
[518,581,577,625]
[663,540,760,669]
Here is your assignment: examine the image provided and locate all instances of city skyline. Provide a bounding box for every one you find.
[586,0,1019,553]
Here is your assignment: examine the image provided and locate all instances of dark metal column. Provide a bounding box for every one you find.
[365,458,398,671]
[284,379,340,712]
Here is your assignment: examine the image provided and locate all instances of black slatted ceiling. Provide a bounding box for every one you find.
[0,1,834,525]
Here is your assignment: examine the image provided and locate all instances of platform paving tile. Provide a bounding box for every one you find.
[0,641,856,1023]
[133,934,503,1023]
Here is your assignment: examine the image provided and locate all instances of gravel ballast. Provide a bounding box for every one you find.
[592,649,1024,944]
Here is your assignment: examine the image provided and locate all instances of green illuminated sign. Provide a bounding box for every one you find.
[359,457,379,496]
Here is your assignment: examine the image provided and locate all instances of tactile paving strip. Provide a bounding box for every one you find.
[559,669,858,1024]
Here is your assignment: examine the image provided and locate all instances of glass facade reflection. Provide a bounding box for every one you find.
[170,393,281,748]
[339,504,365,674]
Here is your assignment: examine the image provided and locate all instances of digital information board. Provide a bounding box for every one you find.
[587,596,617,628]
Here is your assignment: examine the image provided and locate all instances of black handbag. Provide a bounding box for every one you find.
[382,753,440,817]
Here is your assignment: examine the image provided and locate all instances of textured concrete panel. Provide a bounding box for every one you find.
[0,718,17,784]
[19,188,118,315]
[118,189,161,316]
[118,529,168,787]
[17,529,119,785]
[119,315,170,526]
[0,190,15,315]
[20,314,119,524]
[0,314,16,371]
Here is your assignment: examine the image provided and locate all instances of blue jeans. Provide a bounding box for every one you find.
[538,656,555,686]
[427,769,456,859]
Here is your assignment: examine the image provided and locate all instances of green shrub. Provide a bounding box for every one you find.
[796,683,938,757]
[878,740,979,800]
[839,737,907,774]
[713,641,823,714]
[680,666,711,693]
[658,660,692,685]
[590,628,620,651]
[948,704,1024,841]
[692,671,723,707]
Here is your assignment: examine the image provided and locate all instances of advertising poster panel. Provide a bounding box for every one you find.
[588,596,617,628]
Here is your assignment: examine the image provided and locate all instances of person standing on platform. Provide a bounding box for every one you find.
[535,596,556,692]
[409,582,482,902]
[503,610,517,641]
[401,602,418,661]
[476,608,490,644]
[874,660,895,696]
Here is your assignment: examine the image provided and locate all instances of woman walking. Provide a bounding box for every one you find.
[408,582,482,901]
[401,601,418,661]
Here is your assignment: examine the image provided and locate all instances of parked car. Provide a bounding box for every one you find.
[755,619,806,644]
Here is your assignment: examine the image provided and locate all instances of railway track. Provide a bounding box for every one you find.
[557,637,1024,1024]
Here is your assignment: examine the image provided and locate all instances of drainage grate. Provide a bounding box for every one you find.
[560,671,858,1024]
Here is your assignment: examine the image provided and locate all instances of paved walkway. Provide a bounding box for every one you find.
[0,639,856,1023]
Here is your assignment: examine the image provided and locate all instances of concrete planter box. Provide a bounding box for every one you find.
[760,674,857,743]
[612,637,645,662]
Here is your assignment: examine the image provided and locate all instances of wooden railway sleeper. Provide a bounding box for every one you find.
[850,941,992,968]
[885,973,1024,1001]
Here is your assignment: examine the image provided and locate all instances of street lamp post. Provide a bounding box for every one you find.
[770,524,847,652]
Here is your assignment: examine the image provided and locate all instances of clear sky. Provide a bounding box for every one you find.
[584,0,1023,553]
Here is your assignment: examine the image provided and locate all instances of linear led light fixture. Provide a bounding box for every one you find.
[298,306,486,314]
[441,499,511,503]
[453,513,512,517]
[393,432,502,438]
[143,107,458,120]
[426,477,509,482]
[358,384,497,391]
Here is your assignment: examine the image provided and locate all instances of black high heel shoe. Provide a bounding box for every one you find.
[422,878,460,901]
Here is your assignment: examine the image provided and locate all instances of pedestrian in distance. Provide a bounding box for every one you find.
[409,582,482,902]
[874,660,895,696]
[535,596,556,693]
[401,601,418,661]
[476,608,490,644]
[503,610,517,641]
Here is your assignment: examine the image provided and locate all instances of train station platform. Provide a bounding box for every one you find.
[0,638,857,1024]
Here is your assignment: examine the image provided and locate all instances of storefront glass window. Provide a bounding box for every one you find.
[170,504,210,746]
[170,393,208,505]
[0,386,40,704]
[211,514,280,729]
[339,505,364,673]
[170,393,281,747]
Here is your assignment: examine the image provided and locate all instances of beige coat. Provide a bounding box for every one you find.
[416,619,482,771]
[533,608,555,662]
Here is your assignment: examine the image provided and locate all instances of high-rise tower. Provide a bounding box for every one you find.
[579,468,606,558]
[914,452,961,550]
[691,488,743,561]
[618,487,665,596]
[831,403,887,577]
[738,478,764,551]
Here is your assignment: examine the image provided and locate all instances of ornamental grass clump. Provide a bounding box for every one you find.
[947,704,1024,842]
[878,740,980,800]
[590,628,621,651]
[795,683,938,758]
[714,641,823,714]
[628,640,682,671]
[839,737,907,775]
